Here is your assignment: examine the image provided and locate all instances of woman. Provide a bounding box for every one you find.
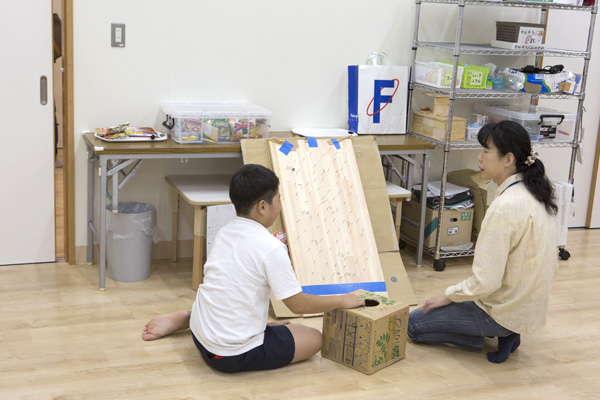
[408,120,559,363]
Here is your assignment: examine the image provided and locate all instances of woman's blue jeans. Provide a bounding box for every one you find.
[408,301,516,350]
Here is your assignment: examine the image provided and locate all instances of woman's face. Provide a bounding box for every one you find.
[478,140,510,184]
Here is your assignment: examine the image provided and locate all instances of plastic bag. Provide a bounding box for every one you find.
[106,202,160,243]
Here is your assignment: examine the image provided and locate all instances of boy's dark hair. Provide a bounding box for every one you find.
[229,164,280,215]
[478,120,557,215]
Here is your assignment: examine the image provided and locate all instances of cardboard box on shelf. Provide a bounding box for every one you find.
[423,93,450,117]
[447,169,494,242]
[321,289,409,375]
[401,197,474,248]
[411,108,467,142]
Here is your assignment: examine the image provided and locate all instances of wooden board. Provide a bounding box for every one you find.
[268,137,385,293]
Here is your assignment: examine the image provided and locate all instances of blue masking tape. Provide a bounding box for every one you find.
[279,140,294,155]
[301,281,387,295]
[331,138,341,149]
[307,137,318,148]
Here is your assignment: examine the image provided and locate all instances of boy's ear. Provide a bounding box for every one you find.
[255,199,267,215]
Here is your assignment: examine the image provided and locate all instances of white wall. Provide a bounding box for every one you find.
[73,1,599,255]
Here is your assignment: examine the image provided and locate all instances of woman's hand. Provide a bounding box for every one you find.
[422,295,453,313]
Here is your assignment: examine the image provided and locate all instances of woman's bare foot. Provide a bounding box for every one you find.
[142,310,191,341]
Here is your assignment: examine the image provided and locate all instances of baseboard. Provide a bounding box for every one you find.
[75,239,195,265]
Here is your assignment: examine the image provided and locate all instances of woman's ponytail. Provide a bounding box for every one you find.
[517,154,558,215]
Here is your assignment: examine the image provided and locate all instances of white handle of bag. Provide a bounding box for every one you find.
[366,52,390,66]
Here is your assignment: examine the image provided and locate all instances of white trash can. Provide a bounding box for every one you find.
[106,202,159,282]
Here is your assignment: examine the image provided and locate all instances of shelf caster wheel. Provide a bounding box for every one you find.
[399,240,407,250]
[433,260,446,272]
[559,249,571,261]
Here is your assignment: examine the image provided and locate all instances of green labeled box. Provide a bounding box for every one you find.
[321,289,409,375]
[401,196,474,248]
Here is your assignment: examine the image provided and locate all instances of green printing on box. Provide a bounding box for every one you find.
[442,62,489,89]
[321,289,409,375]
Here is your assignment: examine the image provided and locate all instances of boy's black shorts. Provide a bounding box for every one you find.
[192,325,295,372]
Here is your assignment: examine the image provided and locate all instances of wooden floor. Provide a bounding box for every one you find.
[1,230,599,399]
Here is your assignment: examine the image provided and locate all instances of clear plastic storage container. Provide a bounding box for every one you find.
[474,103,575,142]
[414,62,464,89]
[161,102,272,144]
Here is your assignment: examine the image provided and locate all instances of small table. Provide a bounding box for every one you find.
[165,175,232,290]
[84,133,243,289]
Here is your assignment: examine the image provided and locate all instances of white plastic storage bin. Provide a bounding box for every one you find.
[161,102,272,144]
[474,103,575,142]
[414,62,464,89]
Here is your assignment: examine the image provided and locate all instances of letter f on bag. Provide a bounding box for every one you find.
[371,79,397,124]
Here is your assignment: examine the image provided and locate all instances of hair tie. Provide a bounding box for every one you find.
[524,149,538,167]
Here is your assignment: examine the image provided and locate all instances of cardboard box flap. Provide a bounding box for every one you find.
[380,251,417,306]
[351,136,399,253]
[447,169,494,241]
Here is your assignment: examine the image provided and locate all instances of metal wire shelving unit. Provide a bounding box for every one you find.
[406,0,597,271]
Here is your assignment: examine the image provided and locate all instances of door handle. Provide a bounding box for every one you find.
[40,75,48,105]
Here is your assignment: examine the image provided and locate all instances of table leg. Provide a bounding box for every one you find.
[111,160,119,211]
[394,199,403,243]
[192,205,207,290]
[87,147,94,264]
[416,152,429,267]
[99,158,108,290]
[171,192,179,262]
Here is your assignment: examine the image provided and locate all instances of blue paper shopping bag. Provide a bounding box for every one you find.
[348,65,409,134]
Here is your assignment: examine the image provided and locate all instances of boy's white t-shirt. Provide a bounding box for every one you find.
[189,216,301,356]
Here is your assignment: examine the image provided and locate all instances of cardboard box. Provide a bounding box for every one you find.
[423,93,450,117]
[411,109,466,142]
[447,169,494,242]
[321,289,409,375]
[241,136,417,318]
[401,197,474,248]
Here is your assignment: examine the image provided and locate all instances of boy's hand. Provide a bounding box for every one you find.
[340,293,365,309]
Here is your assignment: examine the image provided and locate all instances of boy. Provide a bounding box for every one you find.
[142,164,364,372]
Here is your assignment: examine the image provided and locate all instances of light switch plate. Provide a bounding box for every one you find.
[111,23,126,47]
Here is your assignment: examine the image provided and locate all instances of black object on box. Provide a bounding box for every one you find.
[496,21,546,43]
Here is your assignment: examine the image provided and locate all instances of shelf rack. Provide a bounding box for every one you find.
[407,0,597,271]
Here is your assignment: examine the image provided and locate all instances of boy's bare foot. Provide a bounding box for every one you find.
[142,310,191,341]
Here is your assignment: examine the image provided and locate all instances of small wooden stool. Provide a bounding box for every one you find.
[166,175,232,290]
[386,181,412,242]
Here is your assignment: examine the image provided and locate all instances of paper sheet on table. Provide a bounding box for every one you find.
[292,128,356,137]
[427,181,470,197]
[207,204,236,256]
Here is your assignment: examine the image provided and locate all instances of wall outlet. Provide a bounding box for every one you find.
[111,23,126,47]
